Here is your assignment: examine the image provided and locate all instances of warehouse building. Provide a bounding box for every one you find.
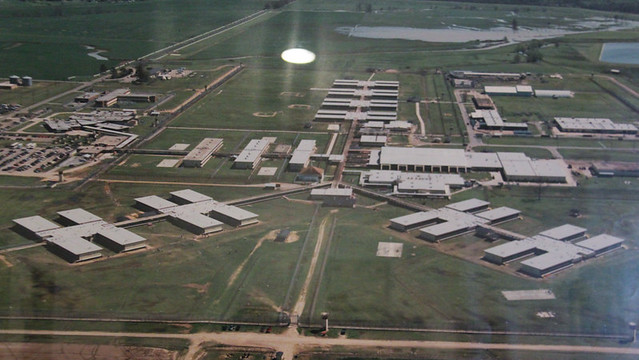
[554,117,637,135]
[450,70,523,80]
[497,153,568,183]
[590,161,639,177]
[169,189,213,204]
[13,215,61,240]
[182,138,223,168]
[234,137,273,169]
[57,208,103,226]
[419,219,479,242]
[534,90,574,98]
[465,152,503,171]
[359,170,465,195]
[377,147,469,173]
[289,140,317,171]
[390,211,444,232]
[95,88,157,107]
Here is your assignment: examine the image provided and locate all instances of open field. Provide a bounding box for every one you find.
[0,0,266,80]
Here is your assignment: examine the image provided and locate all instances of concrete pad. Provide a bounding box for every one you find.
[502,289,555,301]
[258,167,277,176]
[169,143,190,151]
[157,159,180,168]
[376,242,403,258]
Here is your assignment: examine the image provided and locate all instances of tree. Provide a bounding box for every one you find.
[511,18,518,31]
[135,62,150,82]
[99,64,108,74]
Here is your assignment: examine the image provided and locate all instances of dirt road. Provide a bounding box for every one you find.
[1,329,638,360]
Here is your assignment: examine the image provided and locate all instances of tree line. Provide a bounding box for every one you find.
[457,0,639,15]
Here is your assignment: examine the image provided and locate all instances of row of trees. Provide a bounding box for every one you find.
[456,0,639,15]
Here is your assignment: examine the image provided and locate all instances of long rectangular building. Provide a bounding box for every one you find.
[554,117,637,135]
[289,140,317,171]
[378,147,469,173]
[234,138,272,169]
[182,138,223,168]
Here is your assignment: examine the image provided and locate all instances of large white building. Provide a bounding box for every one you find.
[182,138,223,168]
[234,138,273,169]
[289,140,317,171]
[554,117,638,135]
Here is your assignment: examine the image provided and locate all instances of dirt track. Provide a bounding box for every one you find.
[1,329,639,360]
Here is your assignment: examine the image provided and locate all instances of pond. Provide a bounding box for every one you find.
[600,43,639,65]
[335,18,639,45]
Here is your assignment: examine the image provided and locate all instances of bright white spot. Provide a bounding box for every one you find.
[281,48,316,64]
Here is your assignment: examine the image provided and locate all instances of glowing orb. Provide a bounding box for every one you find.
[281,48,316,64]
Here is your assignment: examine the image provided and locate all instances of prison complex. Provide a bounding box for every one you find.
[13,208,147,263]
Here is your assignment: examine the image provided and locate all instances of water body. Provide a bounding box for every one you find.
[600,43,639,64]
[336,18,639,44]
[84,45,109,60]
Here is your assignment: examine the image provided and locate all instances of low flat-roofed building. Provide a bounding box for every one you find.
[395,180,450,198]
[170,189,213,204]
[472,95,494,109]
[483,238,538,265]
[95,227,147,252]
[515,85,534,96]
[554,117,637,135]
[529,160,568,183]
[57,208,103,225]
[475,207,521,224]
[385,120,412,132]
[466,152,502,171]
[378,147,469,173]
[95,88,131,107]
[310,188,356,207]
[575,234,624,255]
[445,198,490,213]
[484,86,518,96]
[74,92,101,103]
[360,135,387,147]
[590,161,639,177]
[47,236,102,263]
[170,212,223,235]
[419,220,477,242]
[289,139,317,171]
[389,211,442,232]
[520,251,578,278]
[534,90,574,98]
[451,70,522,80]
[13,215,61,239]
[360,170,464,198]
[207,202,259,227]
[234,138,272,169]
[182,138,223,168]
[134,195,178,212]
[539,224,586,241]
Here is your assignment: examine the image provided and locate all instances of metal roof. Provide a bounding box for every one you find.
[57,208,103,225]
[311,188,353,197]
[475,207,521,222]
[135,195,178,211]
[390,211,441,227]
[173,212,223,229]
[235,138,271,164]
[419,220,474,237]
[183,138,223,163]
[13,215,61,233]
[378,147,468,168]
[554,117,637,132]
[170,189,213,204]
[539,224,586,241]
[445,198,490,212]
[48,236,102,256]
[466,152,502,169]
[575,234,624,252]
[97,227,147,246]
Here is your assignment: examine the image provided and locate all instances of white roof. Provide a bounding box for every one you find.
[235,138,271,164]
[379,147,468,168]
[535,90,574,98]
[485,86,517,94]
[13,215,61,233]
[135,195,178,211]
[97,227,147,246]
[311,188,353,197]
[446,198,490,212]
[575,234,624,252]
[539,224,586,241]
[170,189,213,204]
[209,202,258,221]
[530,160,567,179]
[48,236,102,256]
[484,238,538,258]
[396,179,448,192]
[479,110,504,127]
[476,207,521,222]
[555,117,637,132]
[57,208,102,225]
[173,212,223,229]
[516,85,533,93]
[466,152,502,169]
[360,135,387,144]
[390,211,440,227]
[419,220,474,237]
[183,138,222,162]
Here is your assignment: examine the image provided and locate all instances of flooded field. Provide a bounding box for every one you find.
[600,42,639,64]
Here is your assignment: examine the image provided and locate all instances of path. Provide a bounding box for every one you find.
[415,102,426,136]
[598,75,639,99]
[1,329,638,360]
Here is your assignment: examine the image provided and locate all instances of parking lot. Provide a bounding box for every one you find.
[0,143,73,175]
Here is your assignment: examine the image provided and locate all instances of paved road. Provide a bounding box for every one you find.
[1,329,638,360]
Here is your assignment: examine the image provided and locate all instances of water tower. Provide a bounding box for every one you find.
[22,76,32,87]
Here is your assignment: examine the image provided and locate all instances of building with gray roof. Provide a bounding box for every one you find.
[378,147,469,173]
[554,117,637,135]
[170,189,213,204]
[289,139,317,171]
[13,215,61,239]
[134,195,178,212]
[539,224,586,241]
[445,198,490,213]
[57,208,103,225]
[182,138,223,168]
[475,207,521,224]
[47,236,103,263]
[234,138,272,169]
[575,234,624,255]
[95,227,148,252]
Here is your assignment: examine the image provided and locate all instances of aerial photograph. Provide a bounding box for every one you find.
[1,0,639,359]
